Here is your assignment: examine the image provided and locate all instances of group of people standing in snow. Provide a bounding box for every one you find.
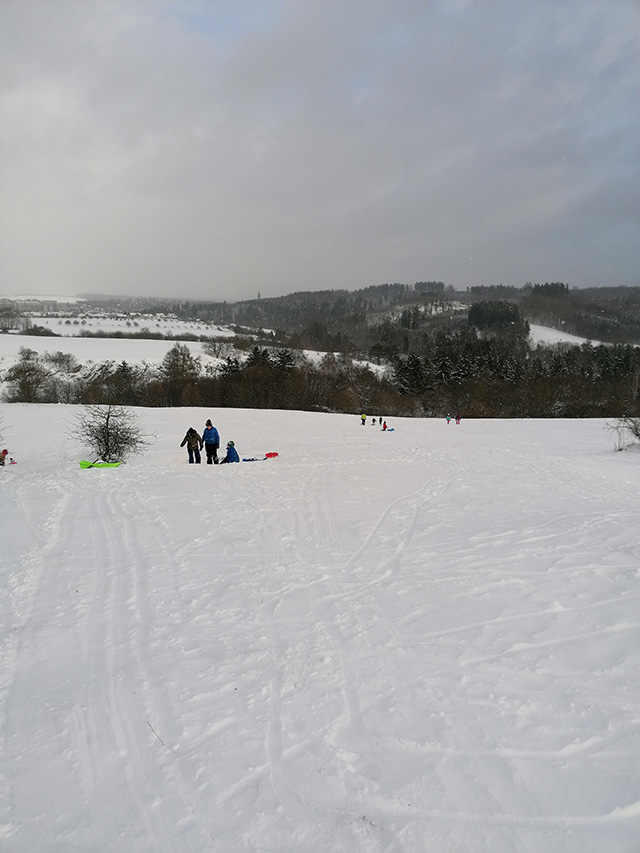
[361,414,388,430]
[359,412,462,429]
[180,419,239,465]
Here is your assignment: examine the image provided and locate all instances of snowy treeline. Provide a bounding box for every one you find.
[3,335,639,418]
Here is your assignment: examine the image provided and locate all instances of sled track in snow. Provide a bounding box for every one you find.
[97,483,221,850]
[248,458,540,849]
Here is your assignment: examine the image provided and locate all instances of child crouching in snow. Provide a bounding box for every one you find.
[219,440,240,464]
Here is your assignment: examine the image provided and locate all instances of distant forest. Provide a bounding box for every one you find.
[76,281,640,348]
[3,282,640,417]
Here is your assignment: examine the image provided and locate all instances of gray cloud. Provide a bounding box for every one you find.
[1,0,638,300]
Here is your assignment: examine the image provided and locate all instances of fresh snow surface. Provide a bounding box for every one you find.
[528,325,600,347]
[1,405,639,853]
[0,332,222,372]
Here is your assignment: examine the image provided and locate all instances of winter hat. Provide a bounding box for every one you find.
[206,419,212,426]
[227,440,234,447]
[1,449,7,456]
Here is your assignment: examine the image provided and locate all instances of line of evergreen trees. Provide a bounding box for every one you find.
[3,338,639,418]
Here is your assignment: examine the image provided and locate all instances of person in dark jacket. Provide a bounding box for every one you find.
[180,427,203,464]
[202,419,220,464]
[219,440,240,464]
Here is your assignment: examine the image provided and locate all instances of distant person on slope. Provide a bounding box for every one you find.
[202,419,221,464]
[361,413,367,426]
[180,427,203,464]
[0,449,7,466]
[219,440,240,464]
[446,413,451,424]
[455,412,461,425]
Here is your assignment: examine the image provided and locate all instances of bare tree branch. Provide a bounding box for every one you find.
[70,404,152,462]
[607,417,640,451]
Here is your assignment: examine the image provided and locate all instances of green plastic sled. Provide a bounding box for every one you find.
[79,460,122,469]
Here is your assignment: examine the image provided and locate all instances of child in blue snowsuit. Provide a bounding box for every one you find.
[219,440,240,464]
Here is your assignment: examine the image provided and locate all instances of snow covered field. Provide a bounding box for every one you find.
[26,314,236,340]
[528,325,599,347]
[1,405,639,852]
[0,332,222,372]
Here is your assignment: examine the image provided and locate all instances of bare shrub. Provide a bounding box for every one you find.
[70,404,152,462]
[607,417,640,451]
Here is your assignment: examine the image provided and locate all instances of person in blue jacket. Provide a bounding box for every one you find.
[219,440,240,464]
[202,419,220,464]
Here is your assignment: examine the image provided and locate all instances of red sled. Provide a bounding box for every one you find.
[242,452,279,462]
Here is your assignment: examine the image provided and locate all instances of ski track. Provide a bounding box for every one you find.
[2,410,640,852]
[2,471,218,852]
[248,458,533,850]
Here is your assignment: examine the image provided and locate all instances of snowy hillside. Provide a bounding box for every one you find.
[0,331,223,372]
[1,405,639,852]
[528,325,599,346]
[25,313,236,339]
[0,333,384,382]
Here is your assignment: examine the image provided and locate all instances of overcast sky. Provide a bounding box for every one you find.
[1,0,639,301]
